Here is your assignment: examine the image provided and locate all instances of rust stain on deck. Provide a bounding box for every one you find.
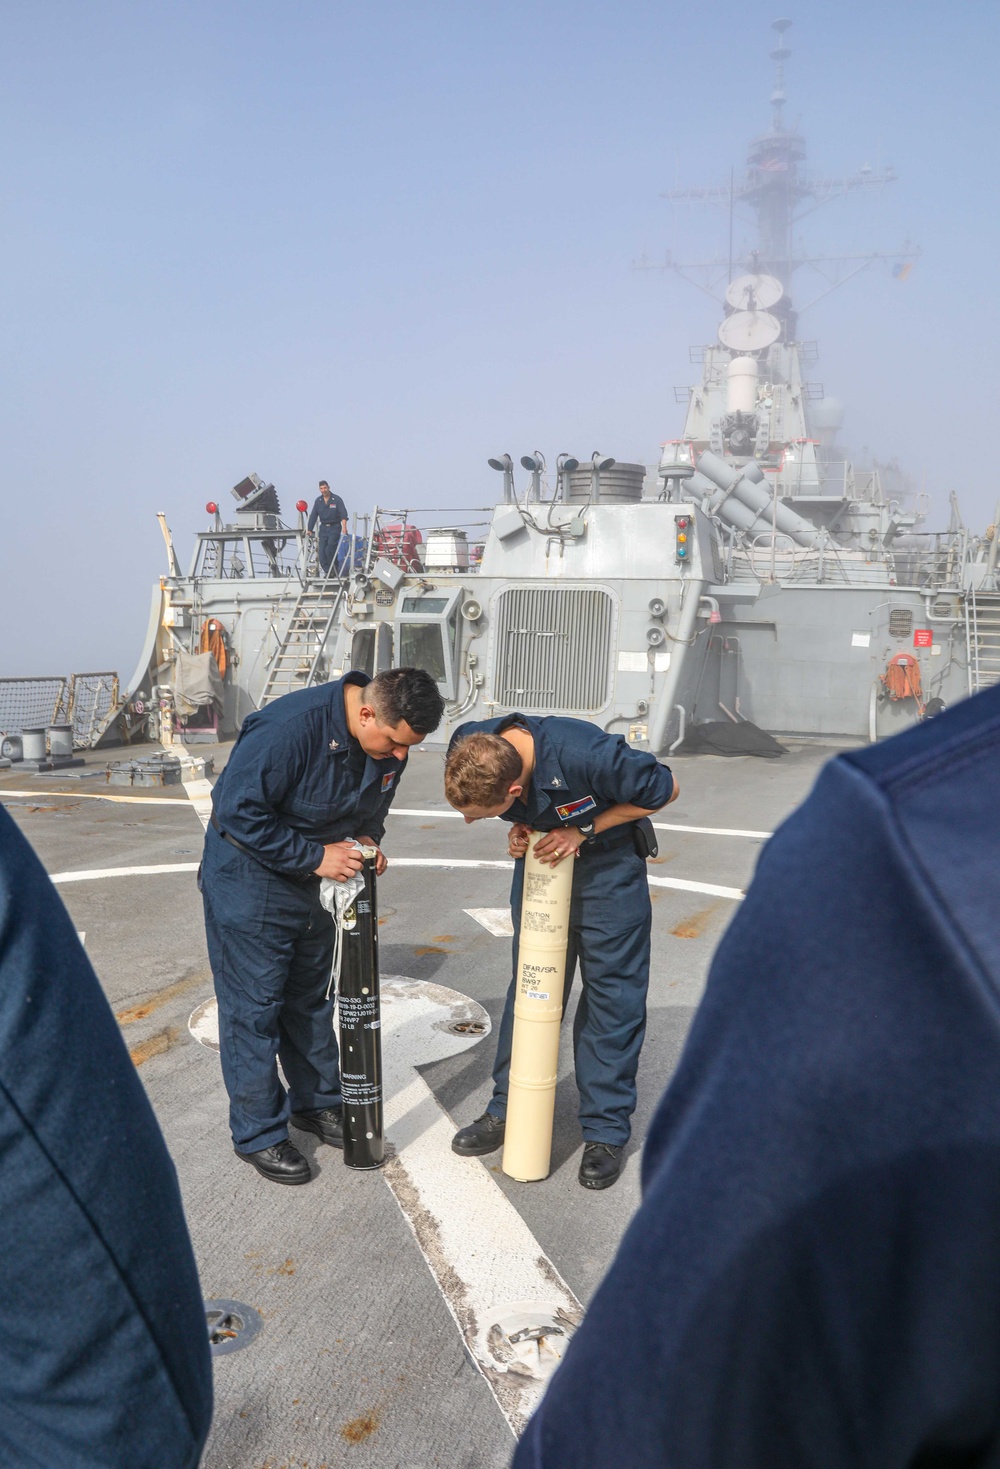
[670,904,720,940]
[129,1026,181,1067]
[340,1408,381,1444]
[116,970,207,1025]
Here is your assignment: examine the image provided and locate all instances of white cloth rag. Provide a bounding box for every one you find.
[320,843,367,1000]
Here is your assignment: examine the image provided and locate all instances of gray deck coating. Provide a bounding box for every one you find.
[0,739,836,1468]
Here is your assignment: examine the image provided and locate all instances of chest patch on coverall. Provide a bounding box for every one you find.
[555,795,597,821]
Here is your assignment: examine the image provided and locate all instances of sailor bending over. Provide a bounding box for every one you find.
[445,716,677,1191]
[201,668,443,1185]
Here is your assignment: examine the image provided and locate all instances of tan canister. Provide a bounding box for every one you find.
[501,834,574,1182]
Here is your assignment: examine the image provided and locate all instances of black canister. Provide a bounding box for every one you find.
[337,856,384,1169]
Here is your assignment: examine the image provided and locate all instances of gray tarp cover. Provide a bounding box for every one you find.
[171,651,223,716]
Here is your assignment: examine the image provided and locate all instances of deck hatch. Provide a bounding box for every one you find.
[492,587,614,712]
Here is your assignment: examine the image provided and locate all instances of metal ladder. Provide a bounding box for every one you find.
[966,589,1000,694]
[259,578,346,707]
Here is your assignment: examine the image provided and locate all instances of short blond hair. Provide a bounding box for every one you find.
[444,732,522,809]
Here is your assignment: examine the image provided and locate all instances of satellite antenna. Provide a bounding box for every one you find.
[726,273,783,311]
[717,311,781,351]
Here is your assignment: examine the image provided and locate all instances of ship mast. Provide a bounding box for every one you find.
[645,19,916,306]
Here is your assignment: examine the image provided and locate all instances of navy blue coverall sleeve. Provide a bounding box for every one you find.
[213,714,327,873]
[514,687,1000,1469]
[307,497,320,531]
[0,808,212,1469]
[582,731,674,811]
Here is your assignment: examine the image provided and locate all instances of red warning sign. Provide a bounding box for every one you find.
[913,629,933,648]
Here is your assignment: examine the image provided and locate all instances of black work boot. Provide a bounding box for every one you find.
[578,1142,623,1191]
[290,1107,344,1148]
[236,1139,312,1185]
[452,1112,506,1156]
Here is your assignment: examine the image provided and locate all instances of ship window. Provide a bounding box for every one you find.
[374,622,393,673]
[888,608,913,639]
[401,596,449,614]
[351,628,375,677]
[398,624,447,684]
[395,586,462,698]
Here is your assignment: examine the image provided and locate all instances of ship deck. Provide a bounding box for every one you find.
[1,739,836,1468]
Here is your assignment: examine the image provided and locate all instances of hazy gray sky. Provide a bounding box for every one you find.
[2,0,998,678]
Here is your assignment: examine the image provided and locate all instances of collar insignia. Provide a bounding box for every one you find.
[329,739,339,750]
[550,776,562,787]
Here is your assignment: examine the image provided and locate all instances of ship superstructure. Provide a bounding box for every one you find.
[85,21,1000,758]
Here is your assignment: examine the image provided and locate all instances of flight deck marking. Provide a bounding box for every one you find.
[464,907,515,937]
[648,874,744,900]
[1,793,772,839]
[181,776,214,830]
[388,808,771,839]
[49,860,744,900]
[1,789,192,806]
[653,820,771,839]
[51,862,200,884]
[188,977,582,1438]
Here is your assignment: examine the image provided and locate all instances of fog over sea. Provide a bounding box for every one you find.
[1,0,996,678]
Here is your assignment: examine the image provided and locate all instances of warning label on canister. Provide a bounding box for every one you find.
[523,908,560,934]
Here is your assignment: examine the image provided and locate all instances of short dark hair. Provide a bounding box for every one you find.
[319,479,330,489]
[368,668,444,735]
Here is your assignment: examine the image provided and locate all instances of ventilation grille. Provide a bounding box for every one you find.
[888,607,913,639]
[932,597,956,619]
[493,588,614,711]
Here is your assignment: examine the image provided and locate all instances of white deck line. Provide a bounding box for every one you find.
[48,858,743,901]
[189,979,581,1438]
[464,907,515,937]
[653,820,771,839]
[1,788,190,806]
[389,809,771,839]
[51,862,201,884]
[648,874,744,900]
[182,776,215,830]
[0,792,772,840]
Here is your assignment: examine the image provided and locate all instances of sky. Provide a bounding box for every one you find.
[2,0,998,678]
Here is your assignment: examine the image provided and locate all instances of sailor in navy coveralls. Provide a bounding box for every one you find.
[514,686,1000,1469]
[0,806,212,1467]
[445,715,678,1190]
[306,479,349,576]
[201,668,443,1185]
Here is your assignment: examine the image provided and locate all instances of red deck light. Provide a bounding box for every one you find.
[296,499,308,513]
[205,501,218,514]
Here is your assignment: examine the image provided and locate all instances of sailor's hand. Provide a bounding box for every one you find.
[313,841,365,881]
[354,836,387,875]
[532,828,584,866]
[508,823,532,859]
